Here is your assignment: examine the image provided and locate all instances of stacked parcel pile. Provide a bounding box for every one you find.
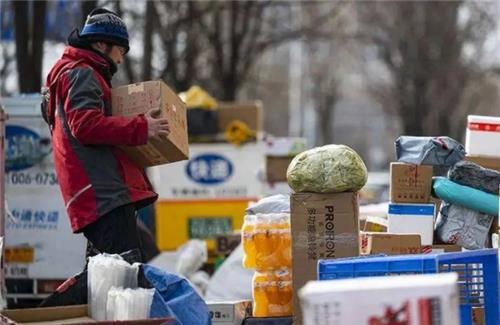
[286,144,368,324]
[387,136,466,252]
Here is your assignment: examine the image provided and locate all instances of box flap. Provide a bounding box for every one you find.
[1,305,88,322]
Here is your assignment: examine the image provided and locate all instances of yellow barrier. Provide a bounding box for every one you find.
[155,198,256,251]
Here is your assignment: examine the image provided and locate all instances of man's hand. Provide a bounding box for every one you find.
[145,108,170,138]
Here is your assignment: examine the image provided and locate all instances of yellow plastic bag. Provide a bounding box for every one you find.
[179,85,218,110]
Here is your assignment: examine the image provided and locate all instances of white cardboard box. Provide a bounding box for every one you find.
[207,300,252,325]
[388,203,435,245]
[264,137,307,157]
[299,273,459,325]
[466,115,500,157]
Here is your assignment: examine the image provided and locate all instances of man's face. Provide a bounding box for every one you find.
[93,42,126,65]
[108,45,126,65]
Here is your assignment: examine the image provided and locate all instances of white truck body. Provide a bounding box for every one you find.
[2,95,85,303]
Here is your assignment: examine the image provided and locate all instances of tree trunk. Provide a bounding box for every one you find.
[114,0,136,83]
[142,1,155,81]
[221,76,238,101]
[13,1,31,93]
[31,1,47,92]
[81,0,98,25]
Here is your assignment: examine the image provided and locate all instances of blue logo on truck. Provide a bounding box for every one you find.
[186,154,233,185]
[5,125,51,172]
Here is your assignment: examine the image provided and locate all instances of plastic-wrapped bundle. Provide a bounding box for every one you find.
[286,144,368,193]
[175,240,207,278]
[448,161,500,195]
[395,136,465,166]
[432,177,499,216]
[242,213,291,270]
[253,269,293,317]
[246,194,290,215]
[106,287,155,321]
[435,202,494,250]
[88,254,139,321]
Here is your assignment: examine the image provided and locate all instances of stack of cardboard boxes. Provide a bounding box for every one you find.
[465,114,500,247]
[363,161,462,255]
[361,162,433,254]
[290,192,360,324]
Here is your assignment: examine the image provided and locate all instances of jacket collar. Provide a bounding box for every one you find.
[62,46,113,84]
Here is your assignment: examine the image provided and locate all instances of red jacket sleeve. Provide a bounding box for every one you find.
[61,66,148,146]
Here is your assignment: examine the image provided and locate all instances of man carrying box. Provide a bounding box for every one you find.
[40,8,168,306]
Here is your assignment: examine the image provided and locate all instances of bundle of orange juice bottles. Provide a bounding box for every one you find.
[241,213,293,317]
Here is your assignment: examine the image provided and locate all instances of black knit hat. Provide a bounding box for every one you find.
[80,8,129,53]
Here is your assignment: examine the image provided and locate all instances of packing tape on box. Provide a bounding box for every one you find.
[293,232,359,249]
[128,83,144,94]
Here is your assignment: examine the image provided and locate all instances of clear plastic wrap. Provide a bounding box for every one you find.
[175,239,208,278]
[106,287,155,320]
[252,269,293,317]
[241,213,291,270]
[87,254,139,321]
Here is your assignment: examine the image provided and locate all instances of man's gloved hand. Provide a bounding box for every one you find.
[145,107,170,138]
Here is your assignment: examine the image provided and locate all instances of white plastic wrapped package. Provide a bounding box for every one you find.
[205,245,254,301]
[88,254,139,321]
[175,240,208,278]
[435,203,494,250]
[106,287,155,321]
[246,194,290,215]
[189,271,211,296]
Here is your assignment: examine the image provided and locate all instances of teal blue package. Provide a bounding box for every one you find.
[432,177,499,216]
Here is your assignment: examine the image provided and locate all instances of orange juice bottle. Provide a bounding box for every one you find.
[267,214,282,269]
[254,214,272,270]
[242,215,256,269]
[277,268,293,316]
[252,271,270,317]
[266,271,282,316]
[278,214,292,268]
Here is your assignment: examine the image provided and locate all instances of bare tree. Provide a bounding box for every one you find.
[81,0,98,25]
[357,1,495,138]
[114,0,138,83]
[142,1,156,81]
[306,43,340,145]
[0,45,14,96]
[302,2,350,145]
[13,0,47,93]
[198,1,344,100]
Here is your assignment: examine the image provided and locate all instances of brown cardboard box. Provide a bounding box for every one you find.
[362,216,388,232]
[430,244,462,254]
[291,192,359,325]
[217,102,263,133]
[473,307,485,325]
[465,155,500,171]
[360,232,421,255]
[0,305,174,325]
[215,233,241,255]
[390,163,433,203]
[112,80,189,167]
[266,156,294,183]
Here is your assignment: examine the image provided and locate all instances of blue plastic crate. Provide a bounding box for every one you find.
[318,249,499,325]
